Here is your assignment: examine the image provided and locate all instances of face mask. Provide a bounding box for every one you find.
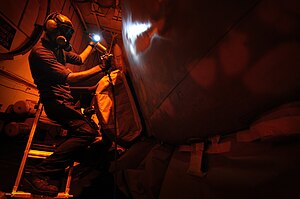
[56,26,74,51]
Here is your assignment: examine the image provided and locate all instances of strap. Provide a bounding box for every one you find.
[187,142,205,177]
[236,130,259,142]
[179,135,232,177]
[237,116,300,142]
[207,141,231,154]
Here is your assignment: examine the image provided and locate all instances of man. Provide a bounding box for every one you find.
[26,12,110,195]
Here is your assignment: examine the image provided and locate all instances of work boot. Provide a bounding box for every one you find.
[23,174,58,196]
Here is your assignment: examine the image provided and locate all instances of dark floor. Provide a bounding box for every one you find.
[0,131,128,199]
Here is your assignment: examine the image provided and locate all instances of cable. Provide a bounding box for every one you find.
[0,83,39,97]
[106,68,118,199]
[0,0,51,60]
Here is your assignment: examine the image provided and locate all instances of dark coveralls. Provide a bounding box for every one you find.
[29,38,98,176]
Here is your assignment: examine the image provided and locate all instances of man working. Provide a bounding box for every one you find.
[26,12,110,195]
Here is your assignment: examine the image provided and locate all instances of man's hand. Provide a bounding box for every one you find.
[88,40,98,48]
[100,53,113,72]
[88,33,99,48]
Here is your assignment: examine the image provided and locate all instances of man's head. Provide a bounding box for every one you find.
[43,12,74,51]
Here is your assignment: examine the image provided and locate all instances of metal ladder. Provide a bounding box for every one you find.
[8,102,75,198]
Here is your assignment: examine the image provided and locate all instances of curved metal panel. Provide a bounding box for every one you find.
[123,0,300,144]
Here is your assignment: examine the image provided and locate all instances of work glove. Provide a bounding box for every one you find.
[88,33,99,48]
[88,40,98,48]
[100,53,113,72]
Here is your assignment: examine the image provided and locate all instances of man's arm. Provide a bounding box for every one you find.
[79,45,94,63]
[66,64,104,84]
[79,38,101,63]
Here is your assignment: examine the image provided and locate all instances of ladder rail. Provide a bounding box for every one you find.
[12,103,44,193]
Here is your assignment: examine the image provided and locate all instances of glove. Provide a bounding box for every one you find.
[100,53,113,72]
[88,33,98,48]
[88,40,98,48]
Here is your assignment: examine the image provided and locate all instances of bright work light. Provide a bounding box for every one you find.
[92,34,101,42]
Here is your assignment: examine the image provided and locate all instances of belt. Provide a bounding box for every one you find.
[179,135,231,177]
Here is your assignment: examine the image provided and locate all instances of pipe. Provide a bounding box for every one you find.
[0,0,51,60]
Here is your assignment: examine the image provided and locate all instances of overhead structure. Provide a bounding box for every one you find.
[72,0,122,46]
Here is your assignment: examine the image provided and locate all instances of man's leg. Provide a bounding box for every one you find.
[25,100,98,195]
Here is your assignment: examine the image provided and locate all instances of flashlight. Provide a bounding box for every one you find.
[92,34,101,42]
[90,33,107,53]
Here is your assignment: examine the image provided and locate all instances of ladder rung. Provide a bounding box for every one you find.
[28,149,53,159]
[9,191,31,198]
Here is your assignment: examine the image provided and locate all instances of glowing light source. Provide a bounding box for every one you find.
[92,34,101,42]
